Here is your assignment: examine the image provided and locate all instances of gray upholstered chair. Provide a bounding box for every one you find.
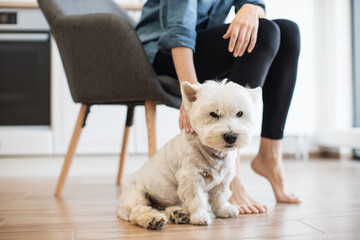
[38,0,181,195]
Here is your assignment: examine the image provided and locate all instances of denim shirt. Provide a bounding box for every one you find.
[135,0,265,63]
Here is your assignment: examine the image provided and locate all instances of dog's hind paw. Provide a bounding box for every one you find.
[146,216,167,230]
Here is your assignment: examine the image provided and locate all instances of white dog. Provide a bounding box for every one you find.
[117,80,261,230]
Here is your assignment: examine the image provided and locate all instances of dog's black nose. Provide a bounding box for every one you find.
[223,133,237,144]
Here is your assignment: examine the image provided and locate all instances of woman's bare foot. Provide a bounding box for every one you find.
[251,138,301,204]
[230,176,267,214]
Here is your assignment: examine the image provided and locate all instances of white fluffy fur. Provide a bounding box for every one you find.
[117,80,261,230]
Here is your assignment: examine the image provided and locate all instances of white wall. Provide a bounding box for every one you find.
[265,0,317,138]
[263,0,353,152]
[312,0,356,150]
[313,0,353,130]
[267,0,354,150]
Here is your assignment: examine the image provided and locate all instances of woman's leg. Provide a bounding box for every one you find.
[224,18,284,212]
[251,19,301,203]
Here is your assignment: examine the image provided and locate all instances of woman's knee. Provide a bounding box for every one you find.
[257,18,281,58]
[273,19,301,55]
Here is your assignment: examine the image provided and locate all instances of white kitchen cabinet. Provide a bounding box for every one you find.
[0,126,53,155]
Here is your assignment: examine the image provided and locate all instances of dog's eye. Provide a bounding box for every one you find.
[236,111,243,118]
[210,112,219,119]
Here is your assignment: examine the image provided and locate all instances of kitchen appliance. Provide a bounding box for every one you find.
[0,8,50,125]
[0,8,52,155]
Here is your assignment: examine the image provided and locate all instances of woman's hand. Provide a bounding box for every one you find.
[223,4,265,57]
[179,101,194,134]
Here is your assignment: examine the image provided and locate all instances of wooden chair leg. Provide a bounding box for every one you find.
[116,106,135,185]
[116,126,131,185]
[145,100,157,158]
[54,104,88,196]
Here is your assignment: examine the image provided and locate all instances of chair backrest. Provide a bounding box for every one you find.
[38,0,135,27]
[37,0,180,107]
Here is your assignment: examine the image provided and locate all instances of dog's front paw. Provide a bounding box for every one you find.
[214,204,239,218]
[190,210,212,226]
[146,214,167,230]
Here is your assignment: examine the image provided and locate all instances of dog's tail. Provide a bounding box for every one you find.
[117,184,167,230]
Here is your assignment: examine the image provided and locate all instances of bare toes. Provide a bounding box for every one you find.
[254,203,267,213]
[248,205,260,214]
[240,206,252,214]
[238,207,245,214]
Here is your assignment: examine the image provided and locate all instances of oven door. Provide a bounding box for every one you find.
[0,32,50,125]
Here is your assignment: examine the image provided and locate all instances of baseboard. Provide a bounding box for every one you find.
[315,128,360,148]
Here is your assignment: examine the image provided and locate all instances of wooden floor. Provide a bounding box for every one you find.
[0,158,360,239]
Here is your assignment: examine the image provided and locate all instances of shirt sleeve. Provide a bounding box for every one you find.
[157,0,198,52]
[234,0,266,12]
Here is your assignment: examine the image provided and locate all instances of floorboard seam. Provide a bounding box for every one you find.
[298,220,325,233]
[0,218,7,227]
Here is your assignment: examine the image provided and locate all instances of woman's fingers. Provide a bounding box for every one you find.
[186,116,193,133]
[185,114,193,133]
[228,25,240,52]
[182,114,190,133]
[224,23,254,57]
[183,115,189,133]
[178,116,184,130]
[239,27,252,56]
[233,25,249,57]
[222,25,232,39]
[225,3,262,56]
[179,106,185,131]
[179,103,193,134]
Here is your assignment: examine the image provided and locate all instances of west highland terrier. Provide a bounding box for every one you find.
[117,80,261,230]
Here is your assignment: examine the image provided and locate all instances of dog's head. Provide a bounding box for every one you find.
[181,80,261,151]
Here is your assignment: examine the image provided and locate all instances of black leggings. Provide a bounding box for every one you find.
[153,19,301,139]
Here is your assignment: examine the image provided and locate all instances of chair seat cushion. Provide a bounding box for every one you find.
[158,75,181,98]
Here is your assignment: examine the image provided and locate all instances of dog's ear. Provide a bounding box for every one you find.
[181,82,199,104]
[247,87,262,103]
